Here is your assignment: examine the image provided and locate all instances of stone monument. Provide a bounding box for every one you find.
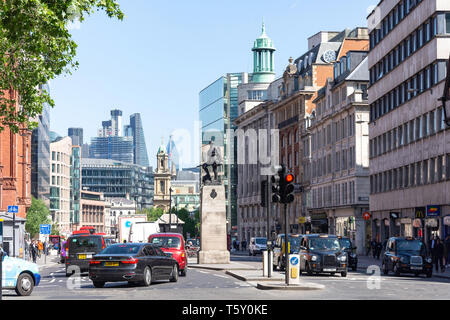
[197,138,230,264]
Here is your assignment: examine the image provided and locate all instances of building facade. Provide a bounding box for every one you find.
[79,190,106,233]
[368,0,450,242]
[49,136,73,236]
[31,89,50,207]
[106,197,136,236]
[309,52,370,254]
[81,158,154,209]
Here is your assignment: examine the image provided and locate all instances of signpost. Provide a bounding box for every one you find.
[8,206,18,258]
[40,224,51,264]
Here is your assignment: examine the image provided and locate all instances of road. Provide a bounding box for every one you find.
[3,254,450,300]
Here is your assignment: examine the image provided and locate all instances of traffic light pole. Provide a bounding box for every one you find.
[284,202,289,285]
[266,178,272,278]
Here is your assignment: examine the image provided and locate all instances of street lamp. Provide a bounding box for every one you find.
[169,187,173,231]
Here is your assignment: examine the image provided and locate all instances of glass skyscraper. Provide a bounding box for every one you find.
[31,83,51,206]
[199,73,244,230]
[89,136,134,164]
[129,113,149,167]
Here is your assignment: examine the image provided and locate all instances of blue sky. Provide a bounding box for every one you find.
[49,0,376,168]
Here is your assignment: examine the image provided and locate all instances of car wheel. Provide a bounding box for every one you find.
[180,266,187,277]
[142,267,152,286]
[341,271,347,277]
[306,263,313,276]
[382,262,389,275]
[394,264,401,276]
[93,281,105,288]
[170,264,179,282]
[15,273,34,296]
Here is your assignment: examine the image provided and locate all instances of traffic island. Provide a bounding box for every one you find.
[256,281,325,291]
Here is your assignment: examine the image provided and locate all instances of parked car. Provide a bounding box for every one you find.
[148,233,188,276]
[338,236,358,271]
[272,234,302,271]
[382,237,433,277]
[299,234,348,277]
[1,251,41,296]
[88,243,179,288]
[248,237,267,256]
[66,234,106,277]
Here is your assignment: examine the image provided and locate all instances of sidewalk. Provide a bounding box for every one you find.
[188,257,261,271]
[357,255,450,279]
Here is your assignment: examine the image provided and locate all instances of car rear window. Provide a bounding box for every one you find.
[255,238,267,245]
[100,244,142,254]
[68,236,102,250]
[150,236,181,249]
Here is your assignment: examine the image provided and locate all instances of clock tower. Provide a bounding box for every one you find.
[153,140,171,212]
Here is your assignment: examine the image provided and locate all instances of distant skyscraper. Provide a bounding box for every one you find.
[68,127,83,146]
[129,113,149,167]
[31,86,50,206]
[110,109,123,137]
[167,135,180,170]
[89,136,134,164]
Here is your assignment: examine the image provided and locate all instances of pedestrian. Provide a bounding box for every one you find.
[236,239,240,251]
[37,241,43,258]
[43,241,47,256]
[31,241,37,263]
[434,238,445,273]
[375,240,383,260]
[232,240,236,250]
[445,235,450,267]
[371,239,377,259]
[242,239,247,251]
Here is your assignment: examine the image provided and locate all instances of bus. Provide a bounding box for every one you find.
[79,226,96,234]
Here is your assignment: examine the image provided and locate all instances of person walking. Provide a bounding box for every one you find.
[371,239,377,259]
[445,235,450,268]
[375,240,383,260]
[37,241,43,258]
[31,241,37,263]
[434,238,445,272]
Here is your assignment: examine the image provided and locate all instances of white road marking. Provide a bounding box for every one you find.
[49,279,56,283]
[212,274,229,279]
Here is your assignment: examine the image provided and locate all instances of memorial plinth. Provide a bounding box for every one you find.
[198,184,230,264]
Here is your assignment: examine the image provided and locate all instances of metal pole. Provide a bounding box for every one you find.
[169,188,172,231]
[13,211,15,258]
[284,203,289,285]
[0,249,2,300]
[267,178,272,278]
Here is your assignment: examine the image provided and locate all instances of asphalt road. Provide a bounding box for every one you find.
[3,255,450,300]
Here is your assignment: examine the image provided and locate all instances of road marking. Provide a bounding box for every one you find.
[213,274,229,279]
[49,279,56,283]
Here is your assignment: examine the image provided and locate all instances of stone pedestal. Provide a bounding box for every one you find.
[198,185,230,264]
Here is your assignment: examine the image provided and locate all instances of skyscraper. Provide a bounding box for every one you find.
[129,113,149,167]
[68,127,83,146]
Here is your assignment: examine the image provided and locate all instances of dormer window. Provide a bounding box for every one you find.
[347,55,351,71]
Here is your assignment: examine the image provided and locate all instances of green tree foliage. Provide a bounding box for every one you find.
[50,223,60,236]
[175,208,200,239]
[138,207,164,222]
[0,0,124,132]
[25,196,51,237]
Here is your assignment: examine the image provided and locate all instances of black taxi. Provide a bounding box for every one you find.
[382,237,433,277]
[338,236,358,271]
[299,234,348,277]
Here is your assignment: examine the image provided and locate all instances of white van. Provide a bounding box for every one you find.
[248,237,267,256]
[128,221,160,243]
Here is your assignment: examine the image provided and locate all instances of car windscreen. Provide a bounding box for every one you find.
[150,236,181,249]
[338,239,352,249]
[100,244,142,255]
[255,238,267,245]
[396,240,426,254]
[68,236,102,252]
[309,238,340,251]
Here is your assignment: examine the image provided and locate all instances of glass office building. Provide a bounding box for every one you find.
[199,73,244,229]
[31,87,50,206]
[81,158,154,209]
[89,136,134,164]
[129,113,149,167]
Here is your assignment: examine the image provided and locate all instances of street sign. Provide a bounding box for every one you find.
[363,212,371,221]
[40,224,51,235]
[298,217,306,224]
[7,206,18,213]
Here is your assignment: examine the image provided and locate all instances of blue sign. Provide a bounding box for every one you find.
[426,205,440,217]
[40,224,51,235]
[7,206,18,213]
[290,256,299,266]
[125,221,132,228]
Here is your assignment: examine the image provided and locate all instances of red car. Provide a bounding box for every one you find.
[148,233,187,276]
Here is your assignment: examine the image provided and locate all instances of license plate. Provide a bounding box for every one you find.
[324,268,336,272]
[104,262,119,267]
[411,266,422,270]
[78,254,86,260]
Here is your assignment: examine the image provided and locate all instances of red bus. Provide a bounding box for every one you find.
[79,226,96,234]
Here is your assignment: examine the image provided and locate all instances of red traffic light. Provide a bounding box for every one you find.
[285,173,294,183]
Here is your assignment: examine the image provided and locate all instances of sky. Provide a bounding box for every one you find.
[49,0,377,169]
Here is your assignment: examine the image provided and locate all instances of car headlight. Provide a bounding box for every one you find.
[338,255,347,262]
[426,257,432,263]
[308,254,318,261]
[400,256,409,263]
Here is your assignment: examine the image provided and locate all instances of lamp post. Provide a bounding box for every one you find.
[169,187,173,231]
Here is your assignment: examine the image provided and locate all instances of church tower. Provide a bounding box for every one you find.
[153,140,171,212]
[251,20,276,83]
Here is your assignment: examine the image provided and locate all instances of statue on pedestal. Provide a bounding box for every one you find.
[200,137,222,185]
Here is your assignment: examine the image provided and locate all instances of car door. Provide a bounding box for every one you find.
[142,245,162,279]
[299,237,307,270]
[385,240,394,270]
[155,247,173,278]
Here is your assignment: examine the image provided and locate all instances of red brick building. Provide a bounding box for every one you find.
[0,89,32,219]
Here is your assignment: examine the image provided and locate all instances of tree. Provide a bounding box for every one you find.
[50,223,60,236]
[25,196,51,237]
[0,0,124,132]
[140,207,164,222]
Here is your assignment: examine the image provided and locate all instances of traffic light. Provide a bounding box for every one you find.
[271,165,285,203]
[284,173,295,204]
[270,165,295,204]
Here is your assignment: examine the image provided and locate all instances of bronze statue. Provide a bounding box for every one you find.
[201,138,222,184]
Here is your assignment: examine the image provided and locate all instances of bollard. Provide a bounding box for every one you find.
[263,250,268,277]
[288,254,300,284]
